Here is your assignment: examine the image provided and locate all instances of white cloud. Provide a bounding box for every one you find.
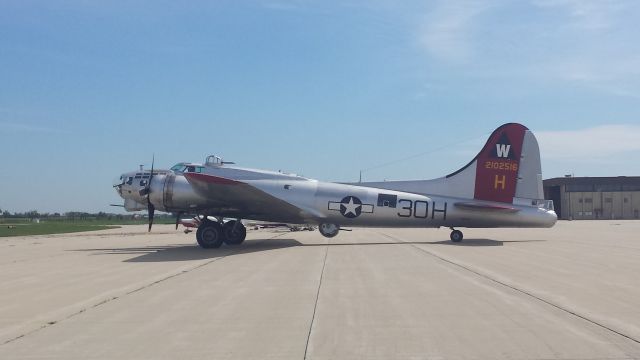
[418,1,494,63]
[533,0,627,30]
[537,124,640,160]
[531,0,640,91]
[414,0,640,98]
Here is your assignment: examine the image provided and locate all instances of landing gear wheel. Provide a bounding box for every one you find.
[197,222,224,249]
[450,229,463,243]
[318,223,340,238]
[223,220,246,245]
[195,217,213,242]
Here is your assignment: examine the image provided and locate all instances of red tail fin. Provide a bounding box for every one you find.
[473,123,527,203]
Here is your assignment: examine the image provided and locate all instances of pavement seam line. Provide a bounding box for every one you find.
[1,233,286,346]
[303,241,329,360]
[379,231,640,346]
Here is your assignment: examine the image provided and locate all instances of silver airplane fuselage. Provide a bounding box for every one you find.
[115,123,557,247]
[116,163,556,229]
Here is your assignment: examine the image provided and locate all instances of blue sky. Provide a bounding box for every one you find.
[1,0,640,213]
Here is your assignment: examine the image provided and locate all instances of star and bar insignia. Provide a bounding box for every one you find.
[328,196,374,218]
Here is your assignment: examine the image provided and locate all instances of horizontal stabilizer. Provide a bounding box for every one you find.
[454,202,519,212]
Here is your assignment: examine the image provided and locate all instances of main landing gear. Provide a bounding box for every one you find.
[196,218,247,249]
[318,223,340,238]
[449,228,463,243]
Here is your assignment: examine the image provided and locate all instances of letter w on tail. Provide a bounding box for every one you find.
[496,144,511,158]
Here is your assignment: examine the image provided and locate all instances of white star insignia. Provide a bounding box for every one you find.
[342,197,361,216]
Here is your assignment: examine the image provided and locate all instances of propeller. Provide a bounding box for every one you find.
[148,202,155,232]
[175,211,184,230]
[138,155,155,232]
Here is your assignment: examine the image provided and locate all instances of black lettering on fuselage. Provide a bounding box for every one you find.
[398,199,412,217]
[414,201,429,219]
[396,200,447,221]
[432,202,447,220]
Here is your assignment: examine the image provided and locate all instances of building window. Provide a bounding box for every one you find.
[605,198,613,203]
[624,198,629,203]
[578,198,583,203]
[585,198,593,203]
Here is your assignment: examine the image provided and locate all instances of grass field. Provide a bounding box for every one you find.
[0,223,120,237]
[0,217,175,237]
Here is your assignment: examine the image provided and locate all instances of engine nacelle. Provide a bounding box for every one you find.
[149,173,209,213]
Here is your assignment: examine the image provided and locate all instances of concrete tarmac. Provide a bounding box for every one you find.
[1,221,640,359]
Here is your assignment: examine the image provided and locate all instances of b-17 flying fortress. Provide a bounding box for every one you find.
[114,123,557,248]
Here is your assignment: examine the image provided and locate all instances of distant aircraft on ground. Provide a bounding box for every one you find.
[114,123,557,249]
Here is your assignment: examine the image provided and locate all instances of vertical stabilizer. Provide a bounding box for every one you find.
[472,123,527,203]
[515,130,544,200]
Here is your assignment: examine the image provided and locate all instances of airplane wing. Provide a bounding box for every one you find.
[183,172,313,223]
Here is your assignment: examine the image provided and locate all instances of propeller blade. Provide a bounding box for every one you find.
[175,211,183,230]
[146,154,156,232]
[148,202,155,232]
[150,154,155,181]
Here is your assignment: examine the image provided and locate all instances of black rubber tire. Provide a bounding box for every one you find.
[450,230,463,242]
[195,218,213,244]
[197,222,224,249]
[318,223,339,238]
[222,221,246,245]
[196,226,203,244]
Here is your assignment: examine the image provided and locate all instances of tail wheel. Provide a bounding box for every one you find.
[223,220,246,245]
[318,223,340,238]
[197,222,224,249]
[450,230,463,242]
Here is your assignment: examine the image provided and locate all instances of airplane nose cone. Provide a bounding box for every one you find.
[113,176,125,197]
[112,175,125,188]
[115,173,135,200]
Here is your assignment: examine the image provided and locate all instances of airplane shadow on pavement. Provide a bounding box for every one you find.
[429,239,545,246]
[72,238,545,262]
[72,238,303,262]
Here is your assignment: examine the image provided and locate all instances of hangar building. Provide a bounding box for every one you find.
[543,177,640,220]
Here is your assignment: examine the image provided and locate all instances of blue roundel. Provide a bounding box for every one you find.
[340,196,362,218]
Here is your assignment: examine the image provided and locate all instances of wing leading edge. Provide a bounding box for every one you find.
[183,172,313,223]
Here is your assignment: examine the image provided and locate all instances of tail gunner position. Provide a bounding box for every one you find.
[114,123,557,249]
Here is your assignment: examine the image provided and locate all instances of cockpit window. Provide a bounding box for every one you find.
[170,164,185,172]
[126,177,133,185]
[171,163,204,173]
